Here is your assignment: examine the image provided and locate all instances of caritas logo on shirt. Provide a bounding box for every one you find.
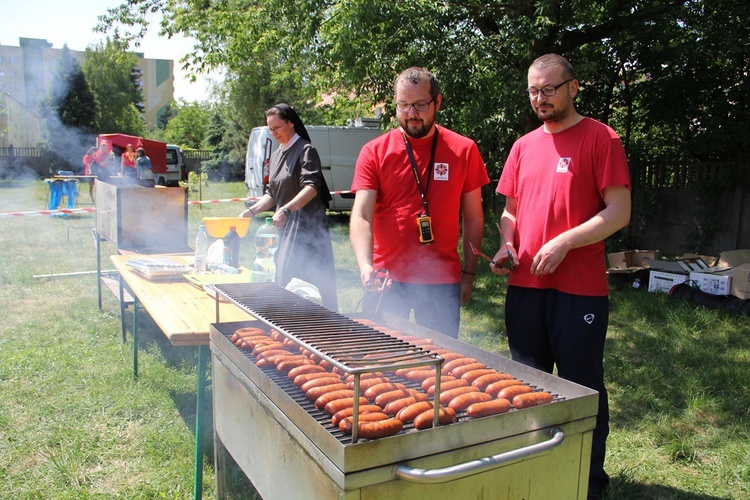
[556,157,571,173]
[434,163,449,181]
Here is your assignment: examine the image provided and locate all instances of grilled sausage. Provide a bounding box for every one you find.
[438,352,468,363]
[394,366,431,378]
[293,371,340,387]
[395,401,433,423]
[383,394,429,416]
[413,406,456,429]
[426,378,469,396]
[318,360,333,371]
[301,377,345,393]
[339,412,389,434]
[277,358,315,373]
[230,327,267,342]
[438,386,480,405]
[314,389,356,409]
[242,337,278,349]
[331,404,384,427]
[460,369,499,384]
[288,364,326,379]
[251,343,288,356]
[471,373,514,391]
[348,377,392,392]
[485,379,524,398]
[374,388,421,408]
[324,397,369,415]
[448,391,493,412]
[363,382,407,399]
[405,369,443,383]
[466,398,511,418]
[512,391,554,409]
[255,349,291,361]
[356,418,404,439]
[305,383,350,402]
[449,363,488,378]
[420,375,457,391]
[498,385,533,401]
[442,357,477,373]
[264,354,306,367]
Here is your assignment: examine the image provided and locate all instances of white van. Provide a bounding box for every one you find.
[245,120,382,211]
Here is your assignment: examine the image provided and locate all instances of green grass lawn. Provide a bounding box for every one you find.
[1,180,748,499]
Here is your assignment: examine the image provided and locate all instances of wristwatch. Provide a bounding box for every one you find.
[281,207,292,217]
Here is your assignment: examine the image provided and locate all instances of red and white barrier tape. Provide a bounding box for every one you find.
[0,190,357,217]
[0,207,96,218]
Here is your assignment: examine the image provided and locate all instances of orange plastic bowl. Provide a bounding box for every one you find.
[202,217,251,238]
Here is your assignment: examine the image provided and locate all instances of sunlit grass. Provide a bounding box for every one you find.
[1,180,749,498]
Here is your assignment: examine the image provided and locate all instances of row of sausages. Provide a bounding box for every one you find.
[229,323,554,440]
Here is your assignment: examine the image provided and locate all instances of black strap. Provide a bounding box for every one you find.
[403,127,439,217]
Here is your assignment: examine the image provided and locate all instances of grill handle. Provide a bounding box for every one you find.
[393,426,564,484]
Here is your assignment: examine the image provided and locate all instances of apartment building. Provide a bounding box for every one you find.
[0,37,174,147]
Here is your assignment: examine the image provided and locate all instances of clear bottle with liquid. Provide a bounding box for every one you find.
[194,224,208,273]
[251,217,279,282]
[223,226,240,268]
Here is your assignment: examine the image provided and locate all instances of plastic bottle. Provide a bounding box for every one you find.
[223,226,241,268]
[194,224,208,273]
[251,217,280,282]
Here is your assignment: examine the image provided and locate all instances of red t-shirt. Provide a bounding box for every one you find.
[352,126,489,284]
[497,117,631,296]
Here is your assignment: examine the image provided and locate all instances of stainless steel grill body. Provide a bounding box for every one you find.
[210,283,598,499]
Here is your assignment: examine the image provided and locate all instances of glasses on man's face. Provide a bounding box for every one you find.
[525,79,573,98]
[395,99,435,113]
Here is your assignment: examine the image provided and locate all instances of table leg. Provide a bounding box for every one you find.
[119,277,128,343]
[194,344,209,500]
[133,298,139,380]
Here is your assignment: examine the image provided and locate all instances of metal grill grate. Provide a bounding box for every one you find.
[214,282,444,376]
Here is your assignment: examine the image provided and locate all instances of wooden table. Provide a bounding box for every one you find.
[111,254,253,500]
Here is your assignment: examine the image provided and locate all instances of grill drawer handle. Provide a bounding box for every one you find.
[393,426,564,484]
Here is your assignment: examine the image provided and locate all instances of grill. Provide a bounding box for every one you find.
[210,283,598,499]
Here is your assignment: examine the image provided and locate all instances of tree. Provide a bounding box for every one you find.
[81,39,145,136]
[163,99,211,149]
[38,46,98,172]
[98,0,750,178]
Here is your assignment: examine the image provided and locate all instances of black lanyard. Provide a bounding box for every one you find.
[403,127,439,217]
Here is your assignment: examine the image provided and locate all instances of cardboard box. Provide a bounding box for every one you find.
[732,263,750,299]
[718,249,750,268]
[689,267,733,296]
[645,257,708,293]
[607,250,661,273]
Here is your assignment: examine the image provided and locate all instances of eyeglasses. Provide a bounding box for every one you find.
[395,99,435,113]
[269,122,290,133]
[525,79,572,98]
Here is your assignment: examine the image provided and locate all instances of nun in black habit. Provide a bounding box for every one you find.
[241,103,338,311]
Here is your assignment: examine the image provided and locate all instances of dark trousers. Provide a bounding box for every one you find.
[505,286,610,486]
[361,281,461,338]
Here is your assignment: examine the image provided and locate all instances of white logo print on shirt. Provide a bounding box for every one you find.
[434,163,449,181]
[556,157,571,173]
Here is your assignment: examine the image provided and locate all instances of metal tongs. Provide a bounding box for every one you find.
[469,241,496,267]
[354,268,390,313]
[470,240,515,271]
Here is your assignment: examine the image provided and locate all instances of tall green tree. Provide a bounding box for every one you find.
[82,39,145,136]
[163,98,211,149]
[98,0,750,178]
[38,46,98,171]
